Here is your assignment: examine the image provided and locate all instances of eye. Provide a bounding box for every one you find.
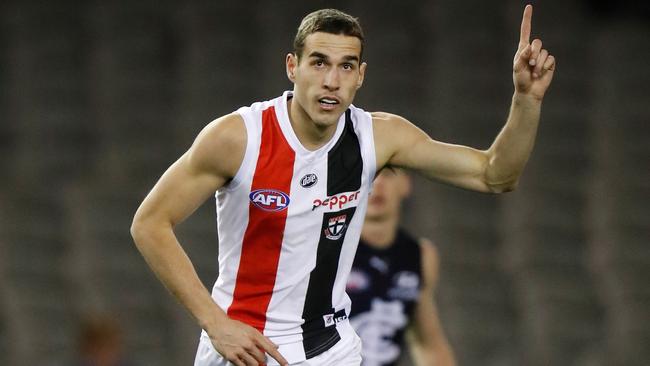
[314,60,325,68]
[342,63,354,70]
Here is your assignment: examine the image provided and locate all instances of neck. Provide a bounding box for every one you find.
[288,97,339,151]
[360,214,399,249]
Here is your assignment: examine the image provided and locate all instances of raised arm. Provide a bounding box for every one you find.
[406,239,456,366]
[374,5,555,193]
[130,113,288,366]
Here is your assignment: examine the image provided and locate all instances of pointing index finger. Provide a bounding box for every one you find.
[519,4,532,46]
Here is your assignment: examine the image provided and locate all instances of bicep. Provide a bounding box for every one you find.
[374,113,492,192]
[134,114,245,228]
[136,152,227,228]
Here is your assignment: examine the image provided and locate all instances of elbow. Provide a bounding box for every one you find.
[130,216,146,247]
[130,210,174,249]
[483,160,520,194]
[482,149,524,193]
[487,179,519,194]
[130,211,156,249]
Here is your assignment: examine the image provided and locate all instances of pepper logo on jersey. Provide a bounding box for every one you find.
[300,173,318,188]
[249,189,290,212]
[324,214,347,240]
[312,190,360,211]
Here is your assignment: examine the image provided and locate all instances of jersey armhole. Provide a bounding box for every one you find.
[222,109,255,192]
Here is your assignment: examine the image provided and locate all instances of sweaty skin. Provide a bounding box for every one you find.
[131,5,553,366]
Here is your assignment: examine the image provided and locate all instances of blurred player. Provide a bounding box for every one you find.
[347,169,455,366]
[74,315,133,366]
[131,5,554,366]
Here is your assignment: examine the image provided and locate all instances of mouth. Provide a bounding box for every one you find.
[318,96,340,111]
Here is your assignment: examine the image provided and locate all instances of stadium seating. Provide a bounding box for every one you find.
[0,1,648,365]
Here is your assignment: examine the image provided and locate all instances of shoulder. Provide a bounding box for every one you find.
[418,238,439,261]
[371,112,429,170]
[371,111,408,127]
[187,112,247,179]
[370,112,404,169]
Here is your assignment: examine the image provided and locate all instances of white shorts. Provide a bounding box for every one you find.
[194,321,362,366]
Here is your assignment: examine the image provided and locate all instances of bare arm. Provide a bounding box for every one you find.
[130,113,287,366]
[406,239,456,366]
[374,5,555,193]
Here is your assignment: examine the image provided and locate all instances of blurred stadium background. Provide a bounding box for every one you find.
[0,0,648,365]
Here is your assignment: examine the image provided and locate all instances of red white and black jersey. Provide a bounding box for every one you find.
[207,91,376,364]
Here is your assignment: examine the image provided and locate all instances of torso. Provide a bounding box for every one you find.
[208,91,377,364]
[347,229,423,366]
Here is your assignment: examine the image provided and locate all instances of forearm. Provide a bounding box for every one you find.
[409,281,457,366]
[432,340,456,366]
[484,92,541,191]
[131,222,226,334]
[409,334,456,366]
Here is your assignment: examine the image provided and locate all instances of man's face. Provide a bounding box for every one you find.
[287,32,366,127]
[366,169,411,221]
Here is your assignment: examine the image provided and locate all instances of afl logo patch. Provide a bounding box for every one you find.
[300,173,318,188]
[249,189,290,212]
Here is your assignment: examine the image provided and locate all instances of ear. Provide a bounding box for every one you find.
[356,62,367,89]
[286,53,297,82]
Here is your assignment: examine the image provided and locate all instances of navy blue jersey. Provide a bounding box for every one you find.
[347,228,423,366]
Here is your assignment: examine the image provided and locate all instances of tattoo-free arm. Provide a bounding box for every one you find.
[373,5,554,194]
[130,114,288,365]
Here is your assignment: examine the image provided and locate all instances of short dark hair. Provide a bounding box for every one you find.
[293,9,365,60]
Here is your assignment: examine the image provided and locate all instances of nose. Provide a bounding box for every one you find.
[323,68,340,91]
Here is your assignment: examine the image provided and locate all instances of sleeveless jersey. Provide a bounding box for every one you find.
[347,229,423,366]
[207,91,376,364]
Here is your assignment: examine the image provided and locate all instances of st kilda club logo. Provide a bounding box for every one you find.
[249,189,290,212]
[324,214,347,240]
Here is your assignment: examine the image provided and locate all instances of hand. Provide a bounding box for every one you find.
[209,318,289,366]
[513,5,556,100]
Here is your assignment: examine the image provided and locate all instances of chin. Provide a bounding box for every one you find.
[311,112,342,127]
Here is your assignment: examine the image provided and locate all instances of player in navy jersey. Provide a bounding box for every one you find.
[348,169,455,366]
[131,5,554,366]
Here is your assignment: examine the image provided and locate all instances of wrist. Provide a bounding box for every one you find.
[199,304,229,335]
[513,91,543,106]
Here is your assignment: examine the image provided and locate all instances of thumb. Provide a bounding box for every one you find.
[514,44,531,72]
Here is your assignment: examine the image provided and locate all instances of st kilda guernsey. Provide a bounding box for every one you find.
[204,91,376,364]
